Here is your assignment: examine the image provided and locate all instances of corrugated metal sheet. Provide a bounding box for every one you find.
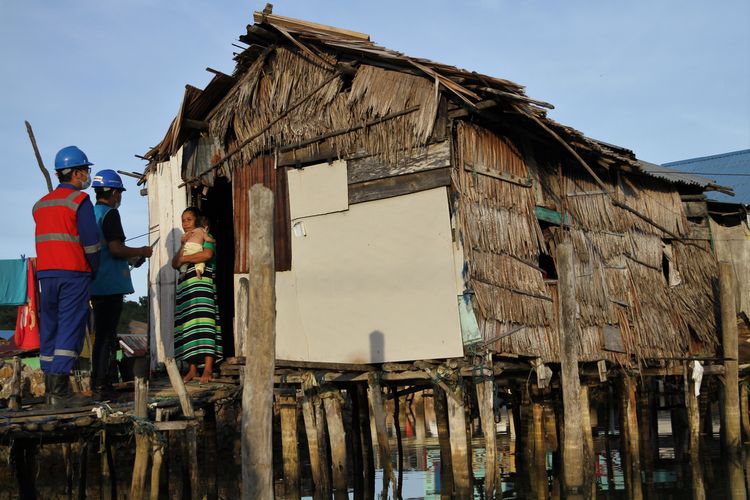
[232,156,291,273]
[637,160,720,188]
[663,149,750,203]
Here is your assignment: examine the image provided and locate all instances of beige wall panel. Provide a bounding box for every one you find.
[276,187,464,363]
[710,218,750,315]
[287,160,348,220]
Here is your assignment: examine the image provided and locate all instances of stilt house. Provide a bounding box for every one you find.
[143,8,734,371]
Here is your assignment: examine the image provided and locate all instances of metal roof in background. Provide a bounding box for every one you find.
[663,149,750,203]
[638,160,722,188]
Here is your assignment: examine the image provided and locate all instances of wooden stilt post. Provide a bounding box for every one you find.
[100,430,114,500]
[186,426,200,498]
[242,184,276,500]
[63,442,74,497]
[279,394,301,499]
[685,363,705,500]
[740,382,750,443]
[434,388,454,499]
[414,390,427,441]
[620,375,643,500]
[301,376,328,496]
[12,440,36,500]
[531,401,547,500]
[149,439,164,500]
[579,385,594,482]
[367,373,395,496]
[446,379,471,496]
[356,384,376,497]
[168,431,185,500]
[130,366,150,500]
[719,262,742,456]
[557,241,585,492]
[204,403,219,500]
[727,454,748,500]
[392,386,404,498]
[76,437,89,500]
[476,376,497,498]
[350,386,365,498]
[322,387,349,497]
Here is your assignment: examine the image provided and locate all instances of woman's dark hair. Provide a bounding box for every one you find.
[183,206,202,219]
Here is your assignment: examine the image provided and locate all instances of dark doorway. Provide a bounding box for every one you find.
[197,177,236,359]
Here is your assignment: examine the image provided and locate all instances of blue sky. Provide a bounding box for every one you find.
[2,1,749,299]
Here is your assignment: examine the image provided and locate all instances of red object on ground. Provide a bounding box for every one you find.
[15,258,40,350]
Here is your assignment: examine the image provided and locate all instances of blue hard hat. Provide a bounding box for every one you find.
[54,146,93,171]
[92,169,126,191]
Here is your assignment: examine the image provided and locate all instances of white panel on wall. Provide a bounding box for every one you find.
[275,187,464,363]
[286,160,348,220]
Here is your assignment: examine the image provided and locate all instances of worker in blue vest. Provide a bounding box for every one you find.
[90,169,152,398]
[33,146,101,408]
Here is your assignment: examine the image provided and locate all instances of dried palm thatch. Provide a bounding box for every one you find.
[206,47,439,177]
[617,176,689,237]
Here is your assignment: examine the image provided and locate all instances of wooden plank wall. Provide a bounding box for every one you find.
[232,156,291,273]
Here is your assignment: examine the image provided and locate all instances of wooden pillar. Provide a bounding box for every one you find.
[149,440,164,500]
[740,383,750,443]
[168,431,185,500]
[557,242,585,491]
[446,382,471,496]
[579,384,594,485]
[242,184,276,500]
[349,387,365,498]
[130,366,150,500]
[392,387,404,498]
[727,454,748,500]
[186,426,200,498]
[100,430,115,500]
[356,384,376,497]
[301,378,329,496]
[434,388,454,499]
[414,390,427,441]
[12,440,36,500]
[620,376,643,500]
[719,262,741,455]
[204,404,219,500]
[278,394,301,499]
[685,364,705,500]
[531,401,547,500]
[367,373,395,496]
[476,377,497,498]
[322,388,349,496]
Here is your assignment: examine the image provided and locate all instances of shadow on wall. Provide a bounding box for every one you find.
[370,330,384,364]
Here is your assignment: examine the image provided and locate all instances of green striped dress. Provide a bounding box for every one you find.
[174,240,223,365]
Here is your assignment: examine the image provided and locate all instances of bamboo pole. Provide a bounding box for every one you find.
[557,241,585,491]
[242,184,276,500]
[279,394,301,498]
[149,440,164,500]
[476,378,497,498]
[719,262,741,456]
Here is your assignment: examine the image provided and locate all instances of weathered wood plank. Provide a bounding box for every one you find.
[346,141,450,184]
[348,168,450,205]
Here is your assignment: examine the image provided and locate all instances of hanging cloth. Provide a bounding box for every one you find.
[0,258,28,306]
[15,258,40,350]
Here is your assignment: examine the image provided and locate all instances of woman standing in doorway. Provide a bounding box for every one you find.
[172,207,223,383]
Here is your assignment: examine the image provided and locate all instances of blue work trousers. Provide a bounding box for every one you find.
[39,275,91,374]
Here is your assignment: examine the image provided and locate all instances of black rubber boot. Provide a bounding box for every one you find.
[43,373,51,406]
[49,373,92,409]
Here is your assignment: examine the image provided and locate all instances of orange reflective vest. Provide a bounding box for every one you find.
[32,187,94,272]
